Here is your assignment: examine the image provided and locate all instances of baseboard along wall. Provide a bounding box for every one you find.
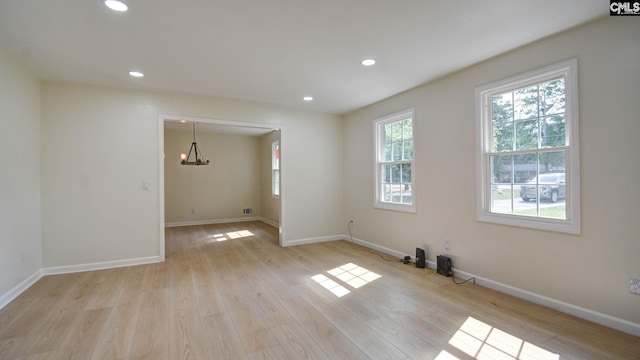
[2,225,638,338]
[344,234,640,338]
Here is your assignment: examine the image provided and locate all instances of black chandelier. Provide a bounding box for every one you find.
[180,123,210,165]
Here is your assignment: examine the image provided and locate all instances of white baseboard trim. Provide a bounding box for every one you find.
[346,234,407,260]
[165,217,278,229]
[260,217,279,228]
[4,232,637,336]
[165,217,261,227]
[448,266,640,337]
[344,235,640,337]
[0,255,163,311]
[282,235,343,247]
[42,255,163,275]
[2,217,278,311]
[0,270,44,310]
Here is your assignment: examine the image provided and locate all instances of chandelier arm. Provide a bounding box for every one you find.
[180,123,209,165]
[192,123,200,164]
[186,142,195,162]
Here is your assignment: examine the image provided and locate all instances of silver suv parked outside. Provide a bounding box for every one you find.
[520,173,565,203]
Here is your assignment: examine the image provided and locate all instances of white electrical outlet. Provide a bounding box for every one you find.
[630,278,640,295]
[444,240,451,250]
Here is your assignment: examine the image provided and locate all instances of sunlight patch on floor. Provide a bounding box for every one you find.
[208,230,254,242]
[448,317,559,360]
[311,263,382,297]
[311,274,350,297]
[211,234,227,242]
[435,350,461,360]
[226,230,254,239]
[327,263,382,289]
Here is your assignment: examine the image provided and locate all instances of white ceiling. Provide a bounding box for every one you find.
[0,0,605,115]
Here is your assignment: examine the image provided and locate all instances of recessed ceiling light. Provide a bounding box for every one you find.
[303,96,313,101]
[129,71,144,77]
[361,58,376,66]
[103,0,128,12]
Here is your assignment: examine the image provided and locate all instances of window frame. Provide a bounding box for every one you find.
[272,140,280,198]
[475,59,580,234]
[374,108,416,213]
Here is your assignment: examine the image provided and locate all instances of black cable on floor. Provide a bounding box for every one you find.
[452,271,476,285]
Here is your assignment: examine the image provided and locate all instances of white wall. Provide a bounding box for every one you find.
[343,17,640,325]
[261,130,281,225]
[0,52,42,300]
[41,82,344,267]
[164,128,262,224]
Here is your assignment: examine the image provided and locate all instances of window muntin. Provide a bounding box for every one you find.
[272,141,280,197]
[476,59,580,233]
[375,109,415,213]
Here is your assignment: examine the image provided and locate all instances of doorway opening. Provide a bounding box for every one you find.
[158,115,284,260]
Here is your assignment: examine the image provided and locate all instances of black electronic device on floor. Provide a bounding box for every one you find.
[437,255,452,277]
[415,248,426,269]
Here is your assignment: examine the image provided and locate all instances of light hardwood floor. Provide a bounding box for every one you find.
[0,221,638,359]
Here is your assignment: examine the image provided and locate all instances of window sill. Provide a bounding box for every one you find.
[477,211,580,234]
[374,202,416,214]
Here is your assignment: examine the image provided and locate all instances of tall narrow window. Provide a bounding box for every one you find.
[272,141,280,197]
[476,59,580,233]
[374,109,415,213]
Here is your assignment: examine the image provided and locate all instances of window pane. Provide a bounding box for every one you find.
[381,164,402,183]
[540,78,565,116]
[514,86,539,120]
[493,122,513,152]
[390,164,401,183]
[513,186,532,215]
[382,165,391,182]
[401,184,412,204]
[383,143,392,162]
[515,119,539,150]
[402,118,413,139]
[272,142,280,196]
[491,155,512,184]
[382,184,393,202]
[539,150,565,174]
[384,124,393,143]
[514,153,537,183]
[541,114,565,147]
[382,184,401,203]
[491,184,513,214]
[403,140,413,160]
[273,169,280,196]
[401,163,411,183]
[492,92,513,124]
[539,203,566,219]
[490,154,521,215]
[514,154,536,215]
[390,121,403,142]
[392,142,402,161]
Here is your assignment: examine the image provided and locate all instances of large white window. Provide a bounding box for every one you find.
[374,109,415,213]
[476,59,580,233]
[272,141,280,197]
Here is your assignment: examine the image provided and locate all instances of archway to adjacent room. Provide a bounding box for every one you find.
[158,114,284,260]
